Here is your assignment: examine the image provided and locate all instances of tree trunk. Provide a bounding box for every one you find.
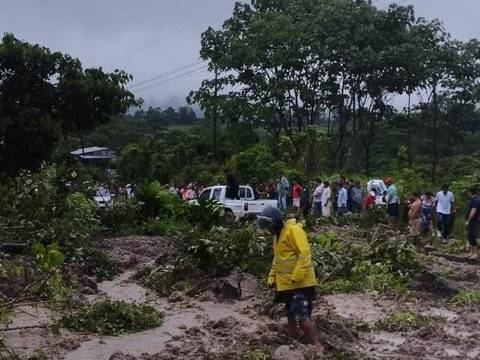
[432,85,438,183]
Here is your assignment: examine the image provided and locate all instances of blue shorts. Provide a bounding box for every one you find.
[285,293,313,322]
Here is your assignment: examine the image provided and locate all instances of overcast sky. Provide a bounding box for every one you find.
[1,0,479,110]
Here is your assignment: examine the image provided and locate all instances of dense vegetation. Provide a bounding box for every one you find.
[2,1,480,358]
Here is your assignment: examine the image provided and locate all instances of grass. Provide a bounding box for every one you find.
[450,290,480,308]
[61,300,164,336]
[374,311,442,332]
[319,279,354,295]
[243,345,273,360]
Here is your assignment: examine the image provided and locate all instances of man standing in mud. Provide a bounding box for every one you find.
[408,192,422,247]
[257,206,324,352]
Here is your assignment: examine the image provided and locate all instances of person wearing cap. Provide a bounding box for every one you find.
[257,206,324,352]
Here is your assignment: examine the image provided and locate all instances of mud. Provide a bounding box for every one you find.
[4,234,480,360]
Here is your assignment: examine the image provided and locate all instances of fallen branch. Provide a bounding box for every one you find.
[0,323,51,332]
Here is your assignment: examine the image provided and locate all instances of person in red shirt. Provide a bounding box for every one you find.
[292,181,303,214]
[363,191,377,210]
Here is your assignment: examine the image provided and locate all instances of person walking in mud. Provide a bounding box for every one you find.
[257,206,324,352]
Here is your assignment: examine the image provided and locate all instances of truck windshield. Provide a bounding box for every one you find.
[199,189,211,200]
[95,188,110,197]
[212,188,222,201]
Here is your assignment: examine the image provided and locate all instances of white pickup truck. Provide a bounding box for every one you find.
[196,185,278,219]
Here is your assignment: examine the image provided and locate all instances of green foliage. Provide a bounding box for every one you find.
[31,242,68,301]
[76,247,119,282]
[355,206,388,228]
[0,33,137,175]
[185,199,226,230]
[311,229,420,295]
[99,198,143,234]
[232,143,280,184]
[61,300,164,336]
[54,192,100,253]
[351,261,407,295]
[243,346,273,360]
[318,279,354,295]
[374,311,442,332]
[137,181,185,219]
[450,290,480,309]
[0,165,100,255]
[137,264,183,297]
[187,224,271,276]
[141,218,190,237]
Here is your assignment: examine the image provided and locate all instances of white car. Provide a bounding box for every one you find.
[94,187,113,208]
[194,185,278,220]
[367,179,387,205]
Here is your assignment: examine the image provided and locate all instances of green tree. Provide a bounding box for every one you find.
[0,33,137,175]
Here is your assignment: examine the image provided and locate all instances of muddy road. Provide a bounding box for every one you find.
[3,234,480,360]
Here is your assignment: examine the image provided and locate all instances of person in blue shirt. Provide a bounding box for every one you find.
[385,177,399,219]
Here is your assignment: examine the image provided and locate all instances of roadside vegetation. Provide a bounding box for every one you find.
[2,0,480,358]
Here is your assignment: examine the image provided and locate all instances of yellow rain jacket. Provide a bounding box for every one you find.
[267,219,318,292]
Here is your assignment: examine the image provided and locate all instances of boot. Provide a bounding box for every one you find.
[470,246,478,260]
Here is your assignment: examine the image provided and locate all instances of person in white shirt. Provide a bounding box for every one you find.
[337,182,348,215]
[435,184,455,239]
[321,182,332,217]
[312,180,324,217]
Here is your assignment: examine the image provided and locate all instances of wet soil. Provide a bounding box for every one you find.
[3,234,480,360]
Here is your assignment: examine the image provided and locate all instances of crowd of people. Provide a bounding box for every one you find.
[261,175,480,259]
[168,172,480,259]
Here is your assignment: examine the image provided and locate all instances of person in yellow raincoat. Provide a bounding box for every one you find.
[257,206,324,352]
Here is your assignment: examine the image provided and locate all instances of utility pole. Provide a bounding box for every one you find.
[213,68,218,161]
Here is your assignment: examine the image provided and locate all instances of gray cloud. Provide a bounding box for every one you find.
[1,0,478,109]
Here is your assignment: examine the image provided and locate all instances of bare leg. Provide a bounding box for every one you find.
[286,319,298,339]
[299,320,324,352]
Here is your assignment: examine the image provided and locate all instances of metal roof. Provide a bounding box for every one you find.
[71,146,108,155]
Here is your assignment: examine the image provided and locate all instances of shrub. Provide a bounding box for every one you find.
[0,165,100,256]
[61,300,164,336]
[100,198,143,234]
[187,224,271,276]
[54,192,100,253]
[76,247,119,281]
[137,181,186,219]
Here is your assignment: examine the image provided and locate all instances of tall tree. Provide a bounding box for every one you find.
[0,34,137,174]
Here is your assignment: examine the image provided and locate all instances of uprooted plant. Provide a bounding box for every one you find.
[137,223,272,297]
[374,311,443,332]
[312,228,423,296]
[60,300,164,336]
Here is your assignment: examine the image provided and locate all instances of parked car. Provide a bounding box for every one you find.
[94,187,113,208]
[193,185,278,220]
[367,179,387,205]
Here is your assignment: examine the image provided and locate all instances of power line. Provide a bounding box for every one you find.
[128,60,205,89]
[101,5,233,68]
[133,66,209,93]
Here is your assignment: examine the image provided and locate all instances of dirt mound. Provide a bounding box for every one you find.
[100,235,183,269]
[408,271,458,298]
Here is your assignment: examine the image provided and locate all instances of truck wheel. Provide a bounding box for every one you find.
[223,210,235,225]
